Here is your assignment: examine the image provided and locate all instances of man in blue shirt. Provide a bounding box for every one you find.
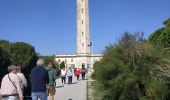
[31,59,49,100]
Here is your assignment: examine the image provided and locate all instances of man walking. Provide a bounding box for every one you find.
[81,65,87,80]
[31,59,49,100]
[46,62,56,100]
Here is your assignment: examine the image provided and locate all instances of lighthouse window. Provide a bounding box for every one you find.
[82,43,84,48]
[82,32,84,36]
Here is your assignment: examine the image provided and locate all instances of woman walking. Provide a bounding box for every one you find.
[0,65,23,100]
[67,67,73,84]
[81,65,87,80]
[75,68,80,80]
[61,67,67,86]
[46,62,56,100]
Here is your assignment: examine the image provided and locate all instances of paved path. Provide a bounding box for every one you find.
[53,76,87,100]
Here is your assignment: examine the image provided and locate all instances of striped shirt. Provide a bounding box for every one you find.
[0,73,23,97]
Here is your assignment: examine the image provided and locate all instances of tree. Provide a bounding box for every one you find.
[40,55,55,66]
[0,47,11,82]
[40,55,60,75]
[60,61,65,69]
[93,32,170,100]
[9,42,38,73]
[149,18,170,48]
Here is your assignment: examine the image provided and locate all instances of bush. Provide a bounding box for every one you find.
[93,32,170,100]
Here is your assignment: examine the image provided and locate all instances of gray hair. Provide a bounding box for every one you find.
[8,65,17,72]
[17,66,22,72]
[36,59,44,66]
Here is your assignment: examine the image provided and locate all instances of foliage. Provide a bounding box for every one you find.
[93,32,170,100]
[9,42,38,71]
[0,47,11,81]
[40,55,55,66]
[149,18,170,48]
[60,61,66,69]
[0,40,38,78]
[40,55,60,76]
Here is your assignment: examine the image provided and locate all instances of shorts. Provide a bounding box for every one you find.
[46,86,56,96]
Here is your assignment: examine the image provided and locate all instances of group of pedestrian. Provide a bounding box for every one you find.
[75,65,87,81]
[0,59,57,100]
[60,64,87,86]
[0,58,88,100]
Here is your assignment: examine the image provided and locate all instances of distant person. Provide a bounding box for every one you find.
[74,68,77,76]
[17,66,27,93]
[61,67,67,86]
[67,67,73,84]
[46,62,56,100]
[81,65,87,80]
[75,68,80,80]
[31,59,49,100]
[0,65,23,100]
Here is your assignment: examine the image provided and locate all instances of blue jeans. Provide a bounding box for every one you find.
[31,92,47,100]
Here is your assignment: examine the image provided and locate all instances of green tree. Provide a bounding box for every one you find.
[40,55,60,75]
[149,18,170,48]
[60,61,65,69]
[0,47,11,81]
[9,42,38,77]
[40,55,55,66]
[93,32,170,100]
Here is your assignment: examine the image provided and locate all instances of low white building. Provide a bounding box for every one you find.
[55,53,102,69]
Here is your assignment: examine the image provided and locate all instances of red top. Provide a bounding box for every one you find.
[75,69,80,75]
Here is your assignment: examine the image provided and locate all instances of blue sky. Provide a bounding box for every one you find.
[0,0,170,55]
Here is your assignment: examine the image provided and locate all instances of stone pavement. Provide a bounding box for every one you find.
[52,76,87,100]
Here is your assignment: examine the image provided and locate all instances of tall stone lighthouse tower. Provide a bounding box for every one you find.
[55,0,102,69]
[77,0,90,56]
[76,0,91,68]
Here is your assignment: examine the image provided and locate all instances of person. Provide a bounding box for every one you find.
[0,65,23,100]
[16,66,27,93]
[61,67,67,86]
[31,59,49,100]
[75,68,80,80]
[45,62,57,100]
[81,65,87,80]
[67,67,73,84]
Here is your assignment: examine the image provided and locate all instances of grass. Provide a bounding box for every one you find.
[87,79,103,100]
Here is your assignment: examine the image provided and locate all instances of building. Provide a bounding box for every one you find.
[55,0,103,70]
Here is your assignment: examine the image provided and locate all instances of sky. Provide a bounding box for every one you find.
[0,0,170,55]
